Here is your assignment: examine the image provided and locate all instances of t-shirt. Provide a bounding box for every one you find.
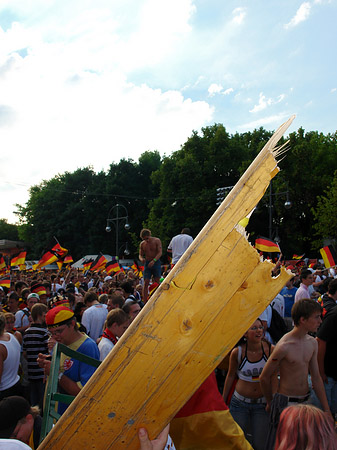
[14,308,30,329]
[23,323,49,380]
[98,337,115,361]
[81,303,108,342]
[280,286,298,317]
[167,234,193,264]
[58,334,99,414]
[317,307,337,380]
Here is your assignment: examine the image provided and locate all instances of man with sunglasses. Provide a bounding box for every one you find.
[37,305,99,414]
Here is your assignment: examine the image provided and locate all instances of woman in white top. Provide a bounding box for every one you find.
[223,319,276,450]
[0,312,23,400]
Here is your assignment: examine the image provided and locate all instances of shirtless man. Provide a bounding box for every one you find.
[138,229,162,303]
[260,298,330,450]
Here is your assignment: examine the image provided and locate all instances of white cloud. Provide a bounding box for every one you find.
[208,83,223,96]
[223,88,234,95]
[238,113,290,130]
[232,7,246,25]
[0,1,213,223]
[331,88,336,93]
[249,92,285,113]
[284,2,311,29]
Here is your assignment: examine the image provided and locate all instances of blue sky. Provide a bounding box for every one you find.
[0,0,336,223]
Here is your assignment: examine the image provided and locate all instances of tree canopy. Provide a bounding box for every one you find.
[11,126,337,262]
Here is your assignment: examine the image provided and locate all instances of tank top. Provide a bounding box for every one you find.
[237,342,270,382]
[0,333,21,390]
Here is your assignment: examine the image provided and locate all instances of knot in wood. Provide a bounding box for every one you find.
[182,319,192,332]
[205,280,214,289]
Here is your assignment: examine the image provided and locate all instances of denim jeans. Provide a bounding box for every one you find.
[230,394,269,450]
[310,376,337,415]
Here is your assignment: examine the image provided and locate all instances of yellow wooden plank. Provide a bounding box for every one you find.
[38,115,295,450]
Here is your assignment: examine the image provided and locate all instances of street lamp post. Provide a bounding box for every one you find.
[268,181,292,240]
[105,204,130,256]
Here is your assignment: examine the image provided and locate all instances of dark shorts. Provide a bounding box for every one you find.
[144,259,161,280]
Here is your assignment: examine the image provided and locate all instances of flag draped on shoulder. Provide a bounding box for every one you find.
[320,245,337,269]
[90,253,107,272]
[170,372,251,450]
[255,236,280,253]
[105,257,121,274]
[35,237,68,269]
[11,250,27,267]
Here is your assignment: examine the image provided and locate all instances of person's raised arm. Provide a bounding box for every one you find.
[222,348,239,402]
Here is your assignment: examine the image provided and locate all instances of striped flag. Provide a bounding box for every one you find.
[35,237,68,269]
[292,254,304,260]
[83,258,94,271]
[255,236,280,253]
[0,275,10,289]
[170,372,251,449]
[11,250,27,267]
[320,245,337,269]
[0,254,6,271]
[105,258,121,274]
[90,253,107,272]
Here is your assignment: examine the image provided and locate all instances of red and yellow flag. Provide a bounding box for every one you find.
[292,253,304,260]
[90,253,107,272]
[255,236,280,253]
[35,237,68,269]
[0,275,10,289]
[0,255,6,271]
[105,258,121,274]
[170,372,251,450]
[320,245,337,269]
[11,250,27,267]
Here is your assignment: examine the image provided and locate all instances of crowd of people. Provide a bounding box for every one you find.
[0,227,336,449]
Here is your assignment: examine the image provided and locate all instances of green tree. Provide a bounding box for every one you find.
[0,219,19,241]
[312,171,337,247]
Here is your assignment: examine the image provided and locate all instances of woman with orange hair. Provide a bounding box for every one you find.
[275,404,337,450]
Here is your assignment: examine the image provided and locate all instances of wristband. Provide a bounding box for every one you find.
[58,372,64,381]
[153,258,157,262]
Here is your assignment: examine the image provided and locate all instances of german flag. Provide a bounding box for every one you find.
[0,254,6,271]
[292,254,304,260]
[35,251,59,269]
[64,255,73,265]
[11,250,27,267]
[0,275,10,289]
[36,237,68,269]
[132,260,144,277]
[90,253,107,272]
[50,238,68,259]
[170,372,251,450]
[105,258,120,274]
[83,258,94,271]
[255,236,280,253]
[320,245,337,269]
